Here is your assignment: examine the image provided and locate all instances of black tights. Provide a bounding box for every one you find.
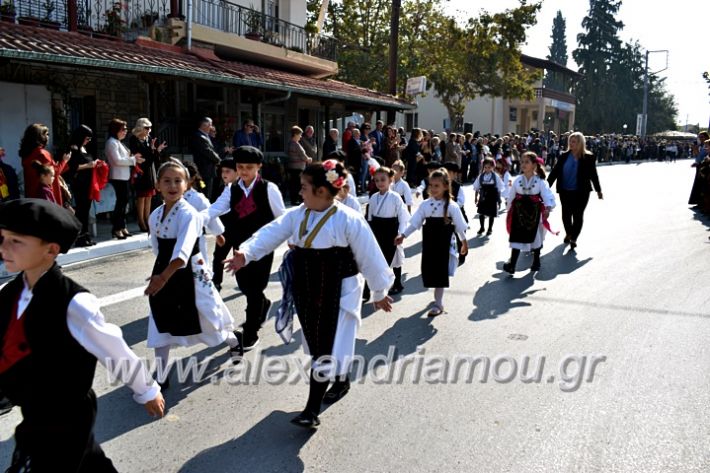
[507,247,541,269]
[479,215,494,230]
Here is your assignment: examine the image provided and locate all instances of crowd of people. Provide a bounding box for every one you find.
[4,110,710,470]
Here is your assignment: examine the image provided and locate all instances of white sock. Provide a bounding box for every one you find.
[154,346,171,382]
[225,331,240,349]
[434,288,445,310]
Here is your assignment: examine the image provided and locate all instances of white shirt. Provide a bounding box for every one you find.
[105,137,136,181]
[347,174,357,197]
[367,190,410,235]
[473,171,506,195]
[149,199,202,266]
[16,275,159,405]
[206,178,286,221]
[507,175,556,208]
[184,189,224,236]
[240,202,394,303]
[391,179,413,206]
[402,197,468,242]
[339,193,361,212]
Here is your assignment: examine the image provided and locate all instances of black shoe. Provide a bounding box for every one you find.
[570,241,577,250]
[229,331,244,364]
[122,229,133,238]
[323,380,350,404]
[503,262,515,274]
[388,285,404,295]
[290,411,320,428]
[563,235,571,244]
[242,332,260,351]
[530,262,540,271]
[214,283,222,292]
[113,230,127,240]
[486,229,493,236]
[477,227,485,235]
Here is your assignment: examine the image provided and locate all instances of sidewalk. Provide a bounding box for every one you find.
[0,194,371,280]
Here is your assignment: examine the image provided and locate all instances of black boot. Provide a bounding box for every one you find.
[362,283,371,302]
[323,375,350,404]
[503,249,520,274]
[390,267,404,294]
[531,247,541,271]
[291,371,329,428]
[477,216,485,235]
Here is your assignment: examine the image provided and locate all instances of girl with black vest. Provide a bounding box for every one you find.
[473,157,506,236]
[145,161,243,388]
[225,160,394,428]
[205,146,286,351]
[0,198,164,472]
[396,169,468,317]
[367,167,410,296]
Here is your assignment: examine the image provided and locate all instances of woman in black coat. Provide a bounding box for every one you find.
[547,131,603,249]
[67,125,97,247]
[129,118,166,232]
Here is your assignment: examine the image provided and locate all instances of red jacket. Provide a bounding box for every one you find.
[22,147,68,205]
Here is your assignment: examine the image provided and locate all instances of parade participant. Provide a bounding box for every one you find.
[547,131,603,249]
[145,161,243,388]
[211,157,239,291]
[337,179,361,212]
[206,146,286,351]
[225,160,394,428]
[415,161,444,199]
[503,152,556,275]
[366,167,409,296]
[0,198,165,472]
[495,159,512,211]
[327,150,357,197]
[390,160,413,213]
[443,162,468,265]
[183,161,226,266]
[395,169,468,317]
[473,157,506,236]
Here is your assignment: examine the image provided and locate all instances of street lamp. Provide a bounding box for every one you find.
[623,123,627,135]
[641,49,669,138]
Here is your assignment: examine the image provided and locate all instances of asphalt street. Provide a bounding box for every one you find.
[1,160,709,472]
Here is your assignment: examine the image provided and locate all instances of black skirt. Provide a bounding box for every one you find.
[149,238,201,336]
[477,182,500,217]
[509,195,541,244]
[292,246,358,360]
[421,217,454,288]
[369,216,399,266]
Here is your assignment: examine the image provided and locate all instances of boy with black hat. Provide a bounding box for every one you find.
[206,146,285,350]
[0,198,164,472]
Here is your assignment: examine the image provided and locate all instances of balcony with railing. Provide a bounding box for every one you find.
[1,0,337,75]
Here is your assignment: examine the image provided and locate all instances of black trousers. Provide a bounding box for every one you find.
[559,190,591,241]
[197,162,216,200]
[211,238,234,288]
[74,183,91,235]
[236,253,274,336]
[287,169,303,204]
[110,179,129,232]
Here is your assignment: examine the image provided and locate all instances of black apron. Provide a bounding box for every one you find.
[509,195,541,244]
[477,174,500,217]
[421,217,454,288]
[149,238,202,336]
[369,216,399,266]
[292,247,358,360]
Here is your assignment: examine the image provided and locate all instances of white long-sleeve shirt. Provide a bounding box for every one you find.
[473,171,506,195]
[105,137,137,181]
[402,197,468,242]
[206,178,286,221]
[16,277,159,405]
[367,190,410,235]
[391,179,413,206]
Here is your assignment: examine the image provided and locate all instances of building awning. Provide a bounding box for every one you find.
[0,23,415,110]
[520,54,583,79]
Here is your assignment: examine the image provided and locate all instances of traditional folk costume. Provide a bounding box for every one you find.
[184,187,225,266]
[0,199,160,472]
[503,174,556,274]
[391,178,414,209]
[366,189,410,294]
[211,158,238,292]
[148,198,241,378]
[206,146,286,349]
[239,202,393,424]
[473,171,506,235]
[339,192,361,212]
[401,197,467,314]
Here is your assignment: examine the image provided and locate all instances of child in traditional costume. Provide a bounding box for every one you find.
[395,169,468,317]
[183,161,226,266]
[0,199,164,472]
[337,178,361,212]
[390,160,413,213]
[473,157,506,235]
[211,157,239,291]
[503,152,557,274]
[367,167,409,295]
[205,146,286,351]
[415,160,445,199]
[145,161,243,387]
[226,160,394,428]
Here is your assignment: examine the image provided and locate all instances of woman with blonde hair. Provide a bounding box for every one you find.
[129,117,167,232]
[547,131,603,249]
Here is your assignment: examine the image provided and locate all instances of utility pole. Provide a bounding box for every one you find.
[387,0,401,125]
[641,49,668,137]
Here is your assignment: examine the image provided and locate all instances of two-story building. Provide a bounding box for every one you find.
[402,54,582,136]
[0,0,413,181]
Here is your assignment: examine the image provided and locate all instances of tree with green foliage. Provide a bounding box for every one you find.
[544,10,568,91]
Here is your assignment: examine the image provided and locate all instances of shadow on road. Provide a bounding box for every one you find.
[469,271,540,322]
[177,410,313,473]
[533,244,593,282]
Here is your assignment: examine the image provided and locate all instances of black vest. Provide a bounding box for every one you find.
[0,264,96,414]
[228,178,276,246]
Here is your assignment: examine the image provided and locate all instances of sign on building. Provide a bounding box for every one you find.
[406,76,427,96]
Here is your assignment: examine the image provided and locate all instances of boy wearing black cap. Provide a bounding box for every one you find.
[207,146,285,350]
[0,199,164,472]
